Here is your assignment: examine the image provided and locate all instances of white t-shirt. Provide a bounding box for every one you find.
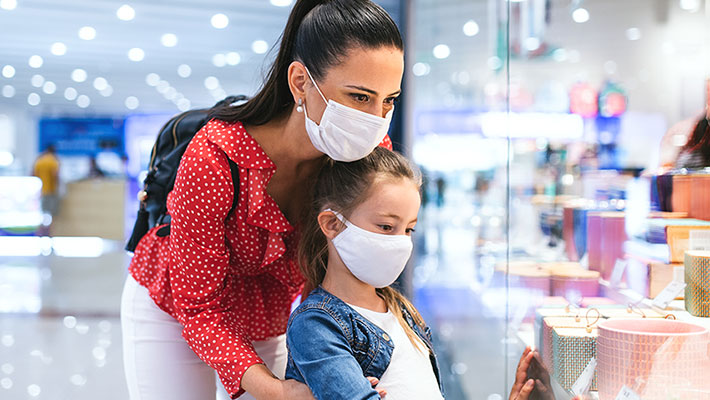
[347,303,444,400]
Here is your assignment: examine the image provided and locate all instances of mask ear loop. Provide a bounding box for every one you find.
[303,65,329,105]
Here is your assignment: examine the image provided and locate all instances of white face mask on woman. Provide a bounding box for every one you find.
[326,209,412,288]
[302,66,393,162]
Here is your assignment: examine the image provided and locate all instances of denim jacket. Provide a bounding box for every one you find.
[285,287,444,400]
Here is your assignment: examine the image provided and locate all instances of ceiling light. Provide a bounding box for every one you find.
[128,48,145,62]
[177,98,191,112]
[27,93,40,106]
[204,76,219,90]
[212,53,227,67]
[0,0,17,10]
[161,33,178,47]
[626,27,641,41]
[125,96,139,110]
[433,44,450,59]
[50,42,67,56]
[552,48,567,62]
[487,56,503,70]
[572,8,590,23]
[252,40,268,54]
[1,65,15,78]
[145,73,160,86]
[177,64,191,78]
[42,81,56,94]
[93,77,108,91]
[679,0,700,11]
[270,0,293,6]
[211,13,229,29]
[156,80,169,93]
[100,85,113,97]
[71,68,87,82]
[226,52,241,65]
[78,26,96,40]
[28,55,43,68]
[2,85,15,98]
[524,37,541,51]
[116,4,135,21]
[31,74,44,87]
[412,62,430,77]
[76,95,90,108]
[164,87,177,100]
[463,20,479,37]
[64,87,77,101]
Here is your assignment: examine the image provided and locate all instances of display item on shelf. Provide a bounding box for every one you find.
[671,174,692,214]
[587,212,604,273]
[550,269,600,298]
[551,325,599,392]
[684,251,710,317]
[596,318,709,400]
[655,173,674,212]
[689,174,710,221]
[666,223,710,262]
[599,212,627,281]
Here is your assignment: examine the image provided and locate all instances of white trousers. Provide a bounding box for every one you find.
[120,275,287,400]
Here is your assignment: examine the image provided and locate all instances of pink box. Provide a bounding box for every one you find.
[597,318,710,400]
[551,270,600,299]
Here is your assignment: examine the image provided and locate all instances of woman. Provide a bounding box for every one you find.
[121,1,538,399]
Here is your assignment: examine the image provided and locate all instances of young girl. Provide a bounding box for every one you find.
[285,147,444,399]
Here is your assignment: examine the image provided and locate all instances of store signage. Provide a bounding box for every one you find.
[615,385,641,400]
[651,281,686,309]
[610,259,627,288]
[571,357,597,396]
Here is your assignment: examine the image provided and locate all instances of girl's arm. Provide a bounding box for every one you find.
[288,309,382,400]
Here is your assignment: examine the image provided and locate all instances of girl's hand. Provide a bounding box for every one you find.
[367,377,388,398]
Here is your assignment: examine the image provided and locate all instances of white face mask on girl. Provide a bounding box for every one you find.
[302,66,394,162]
[326,209,413,288]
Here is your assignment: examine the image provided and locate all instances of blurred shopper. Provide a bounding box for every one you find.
[675,114,710,169]
[32,144,60,219]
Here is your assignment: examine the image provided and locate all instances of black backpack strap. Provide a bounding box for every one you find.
[227,158,240,217]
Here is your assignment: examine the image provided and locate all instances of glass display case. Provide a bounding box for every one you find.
[408,0,710,399]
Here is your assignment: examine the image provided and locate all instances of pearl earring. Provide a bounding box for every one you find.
[296,99,304,113]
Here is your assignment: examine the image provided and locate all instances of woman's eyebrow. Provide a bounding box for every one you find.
[345,85,401,97]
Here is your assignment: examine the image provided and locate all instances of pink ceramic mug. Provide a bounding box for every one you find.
[596,318,709,400]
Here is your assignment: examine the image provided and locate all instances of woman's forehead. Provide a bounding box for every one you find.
[324,46,404,92]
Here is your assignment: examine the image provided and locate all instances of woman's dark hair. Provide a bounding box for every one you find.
[680,116,710,166]
[210,0,403,125]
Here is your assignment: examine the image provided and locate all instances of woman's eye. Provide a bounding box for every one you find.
[378,224,393,232]
[405,228,416,234]
[351,93,369,102]
[385,96,399,105]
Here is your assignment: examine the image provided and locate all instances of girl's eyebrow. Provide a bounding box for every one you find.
[377,212,418,224]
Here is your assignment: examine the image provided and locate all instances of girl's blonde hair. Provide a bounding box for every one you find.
[298,146,428,349]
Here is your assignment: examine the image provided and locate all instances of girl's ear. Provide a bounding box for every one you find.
[317,210,344,240]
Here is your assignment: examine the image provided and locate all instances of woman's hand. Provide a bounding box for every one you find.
[242,364,386,399]
[242,364,314,400]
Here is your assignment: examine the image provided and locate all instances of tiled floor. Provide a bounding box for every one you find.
[1,204,530,399]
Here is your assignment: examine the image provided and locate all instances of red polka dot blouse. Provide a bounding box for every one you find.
[128,118,393,397]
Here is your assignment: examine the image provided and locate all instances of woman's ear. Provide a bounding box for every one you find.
[317,210,344,240]
[287,61,308,104]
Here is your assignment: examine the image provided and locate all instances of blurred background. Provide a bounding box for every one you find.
[0,0,709,399]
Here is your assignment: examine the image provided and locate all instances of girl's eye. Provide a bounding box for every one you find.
[351,93,369,103]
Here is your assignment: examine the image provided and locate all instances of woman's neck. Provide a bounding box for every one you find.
[245,111,323,170]
[321,247,388,313]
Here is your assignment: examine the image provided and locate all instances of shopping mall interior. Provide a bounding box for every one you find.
[1,0,710,399]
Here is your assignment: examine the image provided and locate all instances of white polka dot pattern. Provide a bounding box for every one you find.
[128,118,393,397]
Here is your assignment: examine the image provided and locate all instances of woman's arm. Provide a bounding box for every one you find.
[167,141,263,398]
[287,309,382,400]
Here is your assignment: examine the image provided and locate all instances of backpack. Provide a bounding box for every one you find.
[125,95,247,252]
